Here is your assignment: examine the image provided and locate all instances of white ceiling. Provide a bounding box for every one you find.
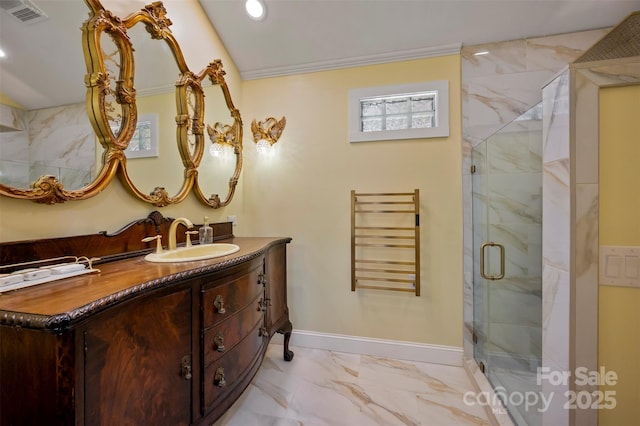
[199,0,640,80]
[1,0,639,111]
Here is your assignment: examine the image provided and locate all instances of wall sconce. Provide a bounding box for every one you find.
[207,122,236,157]
[251,116,286,155]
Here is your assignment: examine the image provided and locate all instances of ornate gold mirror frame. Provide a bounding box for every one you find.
[193,60,243,208]
[0,0,242,208]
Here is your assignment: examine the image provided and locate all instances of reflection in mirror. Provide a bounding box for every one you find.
[102,32,125,139]
[193,61,243,208]
[186,86,199,158]
[198,78,238,206]
[0,0,243,207]
[0,2,97,192]
[120,21,185,199]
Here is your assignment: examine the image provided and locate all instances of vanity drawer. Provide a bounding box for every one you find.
[203,321,266,411]
[203,293,265,366]
[202,261,264,328]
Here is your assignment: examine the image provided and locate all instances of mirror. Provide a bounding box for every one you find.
[0,2,97,195]
[193,61,242,208]
[118,19,187,202]
[0,0,243,207]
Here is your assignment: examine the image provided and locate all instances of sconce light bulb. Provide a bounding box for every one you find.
[245,0,266,20]
[255,139,272,155]
[209,142,224,157]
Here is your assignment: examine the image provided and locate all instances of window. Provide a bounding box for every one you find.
[124,113,159,158]
[349,80,449,142]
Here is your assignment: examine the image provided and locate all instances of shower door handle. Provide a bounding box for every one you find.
[480,242,505,280]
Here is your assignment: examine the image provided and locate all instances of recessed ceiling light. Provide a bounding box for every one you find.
[0,49,5,58]
[245,0,266,21]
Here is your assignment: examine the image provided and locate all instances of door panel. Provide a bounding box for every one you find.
[84,288,192,426]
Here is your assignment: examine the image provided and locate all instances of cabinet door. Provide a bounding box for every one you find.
[84,288,192,426]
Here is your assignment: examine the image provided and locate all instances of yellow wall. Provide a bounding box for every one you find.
[241,56,463,346]
[598,84,640,425]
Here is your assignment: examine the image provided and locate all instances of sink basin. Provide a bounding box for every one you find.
[145,243,240,263]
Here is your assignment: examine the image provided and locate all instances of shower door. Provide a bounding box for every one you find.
[472,103,543,425]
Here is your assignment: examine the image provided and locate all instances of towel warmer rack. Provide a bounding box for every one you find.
[350,189,420,296]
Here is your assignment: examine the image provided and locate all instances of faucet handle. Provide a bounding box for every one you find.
[185,231,198,248]
[142,235,163,254]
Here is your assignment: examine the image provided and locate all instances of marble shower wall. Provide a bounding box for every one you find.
[461,29,609,361]
[540,70,572,425]
[0,102,95,189]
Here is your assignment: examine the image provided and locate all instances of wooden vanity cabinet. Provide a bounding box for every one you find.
[199,255,267,421]
[0,235,292,426]
[265,242,294,360]
[82,286,193,426]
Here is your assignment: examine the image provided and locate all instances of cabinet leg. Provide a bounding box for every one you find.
[278,321,294,361]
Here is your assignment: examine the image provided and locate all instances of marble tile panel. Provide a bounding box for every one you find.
[0,160,29,188]
[574,185,599,377]
[542,71,570,164]
[273,345,361,387]
[463,270,473,321]
[541,264,570,371]
[525,29,609,71]
[462,40,527,78]
[575,184,599,280]
[487,131,542,175]
[0,103,26,132]
[573,71,600,184]
[488,174,542,226]
[489,368,541,426]
[528,227,543,276]
[464,70,554,144]
[576,60,640,87]
[28,103,95,171]
[540,357,569,426]
[416,392,491,426]
[488,224,534,278]
[542,159,570,272]
[485,323,542,361]
[0,107,29,162]
[353,385,421,426]
[488,282,542,328]
[284,379,371,425]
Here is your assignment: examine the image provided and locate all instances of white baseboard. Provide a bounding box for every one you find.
[270,329,463,367]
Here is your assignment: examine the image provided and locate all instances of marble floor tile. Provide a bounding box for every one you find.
[215,344,492,426]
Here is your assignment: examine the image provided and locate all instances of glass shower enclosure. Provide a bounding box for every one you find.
[472,102,543,425]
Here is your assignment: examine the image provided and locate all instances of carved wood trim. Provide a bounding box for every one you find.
[0,211,234,268]
[0,238,292,330]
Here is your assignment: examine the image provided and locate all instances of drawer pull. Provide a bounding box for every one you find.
[181,356,192,380]
[215,367,226,388]
[259,326,268,337]
[214,295,226,314]
[258,273,267,286]
[258,297,269,312]
[214,332,226,352]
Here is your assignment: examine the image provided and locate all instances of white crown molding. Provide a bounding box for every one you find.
[270,329,463,366]
[136,84,176,98]
[242,43,462,80]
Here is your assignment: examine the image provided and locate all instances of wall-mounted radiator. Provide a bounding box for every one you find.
[350,189,420,296]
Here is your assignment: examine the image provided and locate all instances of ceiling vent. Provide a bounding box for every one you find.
[0,0,48,24]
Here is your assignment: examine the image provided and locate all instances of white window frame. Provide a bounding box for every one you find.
[348,80,449,143]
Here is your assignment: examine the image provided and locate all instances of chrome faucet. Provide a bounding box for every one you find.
[168,217,194,251]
